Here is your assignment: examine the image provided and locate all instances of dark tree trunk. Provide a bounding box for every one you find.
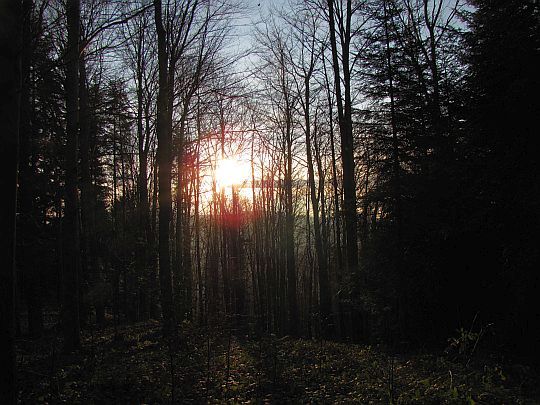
[149,120,159,319]
[327,0,359,337]
[194,136,203,323]
[19,0,43,339]
[62,0,81,352]
[79,51,95,326]
[0,1,22,402]
[303,77,331,336]
[383,0,404,335]
[136,45,150,319]
[182,187,193,320]
[154,0,174,333]
[174,119,187,320]
[322,56,343,274]
[284,115,298,336]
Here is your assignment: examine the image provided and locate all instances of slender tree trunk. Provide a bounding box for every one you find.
[278,56,298,336]
[174,113,189,319]
[136,59,150,319]
[154,0,174,333]
[230,184,243,325]
[175,158,194,321]
[303,77,331,337]
[0,1,22,401]
[79,51,95,327]
[19,0,44,339]
[183,181,193,320]
[251,133,265,332]
[305,187,313,337]
[62,0,81,352]
[149,135,159,318]
[326,0,359,339]
[383,0,405,338]
[194,141,203,323]
[315,122,342,339]
[285,121,298,336]
[327,0,358,281]
[322,34,343,280]
[112,119,120,330]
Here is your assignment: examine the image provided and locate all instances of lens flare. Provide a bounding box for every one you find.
[214,158,250,189]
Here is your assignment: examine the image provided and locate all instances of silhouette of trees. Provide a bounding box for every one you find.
[6,5,540,399]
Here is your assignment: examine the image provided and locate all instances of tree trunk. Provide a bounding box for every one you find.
[19,0,44,339]
[79,51,95,327]
[284,113,298,336]
[154,0,174,333]
[303,77,331,337]
[383,0,404,336]
[0,0,22,401]
[322,57,343,274]
[327,0,359,340]
[62,0,81,352]
[136,67,150,320]
[327,0,358,276]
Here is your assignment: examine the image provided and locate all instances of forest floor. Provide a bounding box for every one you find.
[17,320,540,404]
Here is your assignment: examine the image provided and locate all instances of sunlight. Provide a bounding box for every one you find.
[214,157,251,189]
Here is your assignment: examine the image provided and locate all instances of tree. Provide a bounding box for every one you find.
[465,0,540,358]
[255,17,300,335]
[62,0,82,351]
[173,2,233,321]
[0,0,22,402]
[121,4,157,321]
[288,4,334,336]
[18,0,45,338]
[153,0,175,332]
[326,0,360,310]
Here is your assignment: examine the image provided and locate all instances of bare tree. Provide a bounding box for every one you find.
[326,0,360,299]
[254,17,300,335]
[287,4,334,337]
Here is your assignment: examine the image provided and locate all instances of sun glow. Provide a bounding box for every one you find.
[214,157,251,189]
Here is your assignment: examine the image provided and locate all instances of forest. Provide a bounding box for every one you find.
[1,0,539,403]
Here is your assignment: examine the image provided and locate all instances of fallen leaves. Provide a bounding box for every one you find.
[17,322,540,404]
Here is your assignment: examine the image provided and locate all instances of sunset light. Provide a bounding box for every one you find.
[214,157,251,189]
[9,0,537,402]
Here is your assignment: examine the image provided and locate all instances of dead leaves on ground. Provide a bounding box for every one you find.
[17,322,539,404]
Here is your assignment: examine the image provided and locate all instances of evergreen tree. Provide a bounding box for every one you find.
[465,0,540,356]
